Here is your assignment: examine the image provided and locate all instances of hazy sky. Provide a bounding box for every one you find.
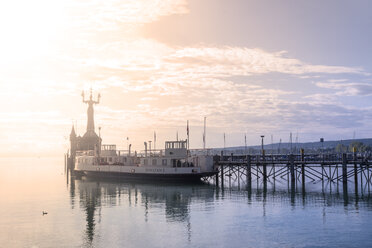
[0,0,371,156]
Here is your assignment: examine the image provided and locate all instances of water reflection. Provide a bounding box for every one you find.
[68,174,372,246]
[70,177,216,245]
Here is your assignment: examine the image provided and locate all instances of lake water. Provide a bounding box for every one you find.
[1,157,372,248]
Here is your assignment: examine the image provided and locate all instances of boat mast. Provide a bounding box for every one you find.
[187,120,190,151]
[203,117,206,151]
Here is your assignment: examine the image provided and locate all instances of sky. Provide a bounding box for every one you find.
[0,0,371,156]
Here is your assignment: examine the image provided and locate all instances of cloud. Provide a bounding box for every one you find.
[70,42,366,84]
[164,47,366,77]
[67,0,188,31]
[316,81,372,96]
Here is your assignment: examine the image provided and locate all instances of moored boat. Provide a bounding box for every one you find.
[67,90,217,181]
[74,140,217,181]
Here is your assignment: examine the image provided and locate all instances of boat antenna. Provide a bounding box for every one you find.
[271,134,273,155]
[154,131,156,151]
[223,133,226,150]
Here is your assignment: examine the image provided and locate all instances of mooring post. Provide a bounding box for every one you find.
[290,154,295,183]
[246,155,252,186]
[215,157,219,186]
[262,149,267,181]
[301,149,305,189]
[272,153,275,180]
[220,151,224,187]
[342,153,348,185]
[342,154,349,205]
[360,162,363,193]
[367,161,370,193]
[64,153,67,172]
[353,147,358,193]
[230,153,234,185]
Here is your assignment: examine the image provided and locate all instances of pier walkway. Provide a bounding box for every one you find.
[210,151,372,193]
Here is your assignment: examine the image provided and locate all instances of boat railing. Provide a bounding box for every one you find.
[101,144,116,151]
[137,149,164,157]
[76,150,95,156]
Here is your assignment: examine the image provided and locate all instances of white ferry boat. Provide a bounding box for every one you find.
[67,90,217,181]
[74,140,217,181]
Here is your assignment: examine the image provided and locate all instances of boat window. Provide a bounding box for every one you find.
[162,159,167,166]
[144,159,148,165]
[152,159,157,165]
[109,157,112,162]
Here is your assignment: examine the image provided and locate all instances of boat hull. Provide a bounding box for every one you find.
[73,169,217,182]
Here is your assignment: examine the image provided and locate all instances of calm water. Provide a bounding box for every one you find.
[1,157,372,248]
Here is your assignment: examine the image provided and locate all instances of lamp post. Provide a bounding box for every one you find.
[261,135,265,155]
[320,138,324,161]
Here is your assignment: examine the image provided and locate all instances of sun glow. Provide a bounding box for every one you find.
[0,0,68,64]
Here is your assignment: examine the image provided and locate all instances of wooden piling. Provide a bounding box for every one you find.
[367,163,370,192]
[301,149,305,189]
[262,150,267,181]
[220,151,224,187]
[342,153,347,185]
[215,163,219,186]
[360,162,363,193]
[353,148,358,193]
[256,155,260,187]
[290,154,295,183]
[64,153,67,172]
[246,155,252,183]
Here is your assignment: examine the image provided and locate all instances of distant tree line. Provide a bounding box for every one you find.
[211,141,372,156]
[335,141,372,153]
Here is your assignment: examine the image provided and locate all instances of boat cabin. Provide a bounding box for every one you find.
[164,140,187,157]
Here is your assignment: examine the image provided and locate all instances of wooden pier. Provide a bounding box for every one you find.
[211,150,372,192]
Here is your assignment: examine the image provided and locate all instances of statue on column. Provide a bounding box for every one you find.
[82,88,100,134]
